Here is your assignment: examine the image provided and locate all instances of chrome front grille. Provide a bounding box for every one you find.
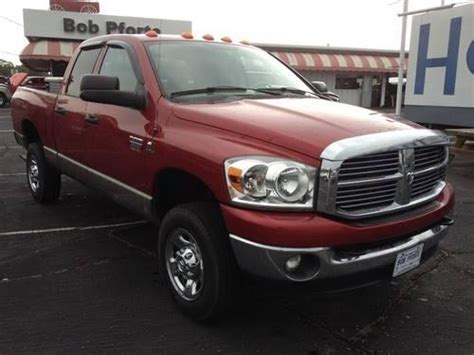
[336,180,398,211]
[411,168,446,199]
[337,151,400,181]
[414,146,446,170]
[317,130,450,220]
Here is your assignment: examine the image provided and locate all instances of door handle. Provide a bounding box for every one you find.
[55,106,66,115]
[85,114,99,124]
[129,136,144,151]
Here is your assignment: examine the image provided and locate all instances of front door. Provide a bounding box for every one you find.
[83,44,152,193]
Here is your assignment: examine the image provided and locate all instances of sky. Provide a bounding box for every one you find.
[0,0,461,65]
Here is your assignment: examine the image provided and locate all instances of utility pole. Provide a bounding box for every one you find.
[395,0,408,116]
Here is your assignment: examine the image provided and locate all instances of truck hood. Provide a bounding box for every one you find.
[173,98,420,158]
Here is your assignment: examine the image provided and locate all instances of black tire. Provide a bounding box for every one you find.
[26,143,61,203]
[0,93,7,108]
[158,202,239,321]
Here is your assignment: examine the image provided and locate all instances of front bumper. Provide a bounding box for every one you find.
[221,184,454,248]
[230,220,452,282]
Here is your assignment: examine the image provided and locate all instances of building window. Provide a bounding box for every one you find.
[335,76,362,90]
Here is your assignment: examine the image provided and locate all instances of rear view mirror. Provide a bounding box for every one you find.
[80,74,146,110]
[311,81,328,93]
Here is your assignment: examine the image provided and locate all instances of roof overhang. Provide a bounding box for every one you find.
[20,39,82,71]
[270,51,405,74]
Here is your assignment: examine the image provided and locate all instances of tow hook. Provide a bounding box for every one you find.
[440,216,455,226]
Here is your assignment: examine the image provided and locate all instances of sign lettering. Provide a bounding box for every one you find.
[64,18,160,35]
[414,17,462,95]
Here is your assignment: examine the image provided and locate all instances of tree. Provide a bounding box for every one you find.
[0,60,29,77]
[0,59,15,77]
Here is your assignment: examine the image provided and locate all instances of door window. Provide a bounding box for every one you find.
[66,47,101,97]
[99,47,138,92]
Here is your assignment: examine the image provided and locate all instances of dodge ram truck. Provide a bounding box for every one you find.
[11,32,455,320]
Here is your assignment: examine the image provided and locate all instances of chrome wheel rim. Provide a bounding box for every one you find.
[28,157,40,192]
[165,228,204,301]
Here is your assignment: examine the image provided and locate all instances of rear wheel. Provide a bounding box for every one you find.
[26,143,61,203]
[0,93,7,108]
[158,203,239,321]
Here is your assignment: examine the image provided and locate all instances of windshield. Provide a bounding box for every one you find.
[147,41,314,99]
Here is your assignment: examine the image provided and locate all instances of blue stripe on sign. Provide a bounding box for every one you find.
[414,17,462,96]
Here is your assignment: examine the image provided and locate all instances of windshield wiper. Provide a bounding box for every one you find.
[170,86,283,98]
[255,86,318,97]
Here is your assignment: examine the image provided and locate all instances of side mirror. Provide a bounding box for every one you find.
[80,74,146,110]
[311,81,328,93]
[325,91,340,102]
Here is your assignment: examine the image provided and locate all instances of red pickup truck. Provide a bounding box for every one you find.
[11,32,455,320]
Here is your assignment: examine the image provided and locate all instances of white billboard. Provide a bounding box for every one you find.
[23,9,192,41]
[405,4,474,108]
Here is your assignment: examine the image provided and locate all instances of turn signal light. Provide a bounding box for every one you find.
[181,32,194,39]
[145,30,158,38]
[228,167,243,192]
[202,34,214,41]
[221,36,232,43]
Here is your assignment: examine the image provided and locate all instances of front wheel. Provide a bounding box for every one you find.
[26,143,61,203]
[158,203,239,321]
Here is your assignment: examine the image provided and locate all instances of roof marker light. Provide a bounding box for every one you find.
[240,40,250,45]
[181,32,194,39]
[202,34,214,41]
[221,36,232,43]
[145,30,158,38]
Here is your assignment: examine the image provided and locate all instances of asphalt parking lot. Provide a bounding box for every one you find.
[0,107,473,354]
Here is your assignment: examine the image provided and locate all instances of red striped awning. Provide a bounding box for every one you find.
[20,40,82,62]
[271,51,405,73]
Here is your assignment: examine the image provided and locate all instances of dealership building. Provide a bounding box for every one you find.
[20,5,405,109]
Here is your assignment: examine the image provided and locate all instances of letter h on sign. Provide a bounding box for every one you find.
[414,17,462,95]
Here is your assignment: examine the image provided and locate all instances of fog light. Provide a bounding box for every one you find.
[285,254,302,272]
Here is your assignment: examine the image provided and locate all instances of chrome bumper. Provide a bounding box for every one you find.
[229,220,452,282]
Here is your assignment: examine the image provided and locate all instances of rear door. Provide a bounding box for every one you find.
[83,42,152,192]
[53,46,102,163]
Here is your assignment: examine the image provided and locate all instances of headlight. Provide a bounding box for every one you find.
[225,156,317,210]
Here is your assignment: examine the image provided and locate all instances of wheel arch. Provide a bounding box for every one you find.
[21,119,42,147]
[152,167,221,218]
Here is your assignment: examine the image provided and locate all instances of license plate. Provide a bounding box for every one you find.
[392,244,424,277]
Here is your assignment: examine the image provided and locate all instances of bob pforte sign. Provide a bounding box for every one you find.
[404,4,474,127]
